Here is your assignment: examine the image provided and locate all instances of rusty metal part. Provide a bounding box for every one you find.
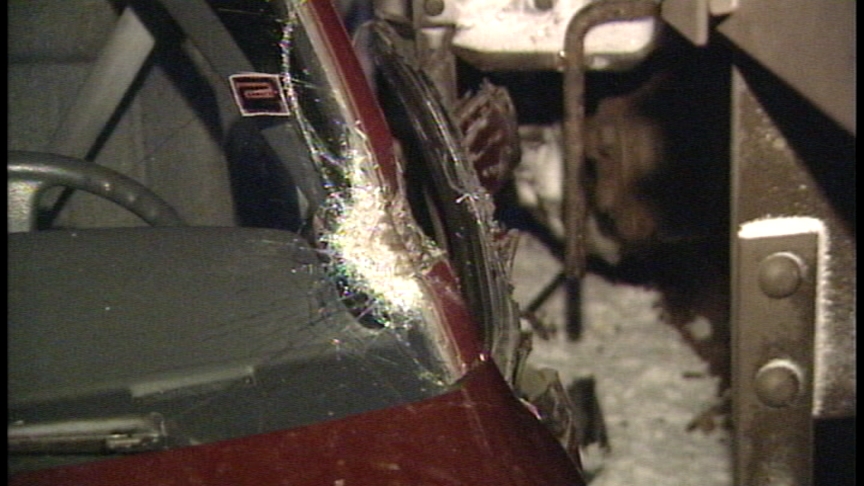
[521,271,566,340]
[560,0,659,279]
[524,271,567,314]
[453,80,522,196]
[567,376,609,451]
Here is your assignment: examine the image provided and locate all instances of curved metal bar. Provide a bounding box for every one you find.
[8,151,184,232]
[561,0,660,279]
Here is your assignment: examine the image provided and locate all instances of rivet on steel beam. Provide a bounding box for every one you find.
[758,252,804,298]
[754,359,803,408]
[424,0,445,16]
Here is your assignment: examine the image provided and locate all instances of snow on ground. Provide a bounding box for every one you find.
[510,232,732,485]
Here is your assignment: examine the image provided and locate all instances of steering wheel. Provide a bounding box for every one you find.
[8,151,184,233]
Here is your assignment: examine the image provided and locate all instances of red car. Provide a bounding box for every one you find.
[8,0,586,484]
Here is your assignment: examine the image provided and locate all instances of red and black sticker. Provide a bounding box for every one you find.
[229,73,290,117]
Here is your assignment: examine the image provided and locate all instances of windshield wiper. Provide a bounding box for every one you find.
[9,413,168,455]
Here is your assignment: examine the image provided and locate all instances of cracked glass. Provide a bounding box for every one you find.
[8,0,463,472]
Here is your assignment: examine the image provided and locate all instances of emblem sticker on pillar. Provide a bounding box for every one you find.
[229,73,290,116]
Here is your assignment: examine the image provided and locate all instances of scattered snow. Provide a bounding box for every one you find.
[511,232,732,485]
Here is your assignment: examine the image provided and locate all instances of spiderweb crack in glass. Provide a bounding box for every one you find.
[322,147,431,317]
[7,3,471,465]
[278,7,455,383]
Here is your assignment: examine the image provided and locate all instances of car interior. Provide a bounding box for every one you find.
[8,0,452,473]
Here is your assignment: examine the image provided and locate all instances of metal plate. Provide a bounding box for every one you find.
[735,228,817,485]
[718,0,856,135]
[730,64,856,485]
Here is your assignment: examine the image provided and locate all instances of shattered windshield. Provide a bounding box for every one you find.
[281,5,449,337]
[8,0,459,470]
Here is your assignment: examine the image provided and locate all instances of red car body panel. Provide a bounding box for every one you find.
[11,362,583,486]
